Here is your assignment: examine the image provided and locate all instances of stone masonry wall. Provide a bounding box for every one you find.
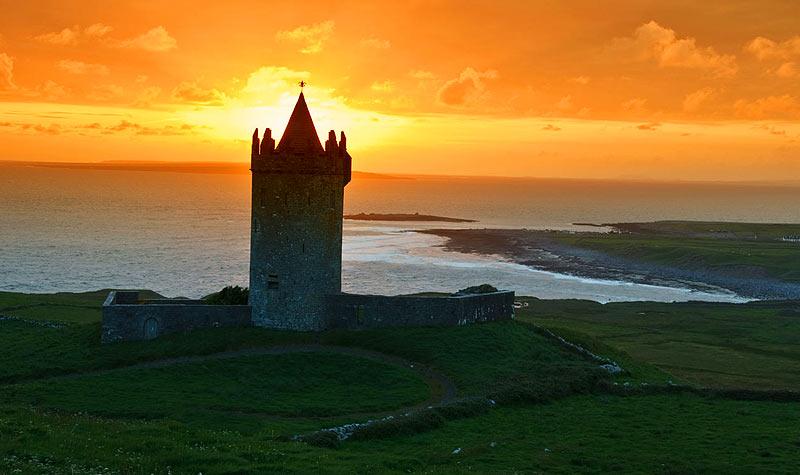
[326,291,515,330]
[101,291,251,343]
[249,173,345,331]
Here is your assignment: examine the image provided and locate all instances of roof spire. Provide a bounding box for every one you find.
[276,91,324,154]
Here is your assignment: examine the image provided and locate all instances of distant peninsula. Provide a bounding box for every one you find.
[344,213,477,223]
[420,221,800,300]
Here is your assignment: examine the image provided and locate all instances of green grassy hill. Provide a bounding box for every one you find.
[558,221,800,283]
[1,290,799,473]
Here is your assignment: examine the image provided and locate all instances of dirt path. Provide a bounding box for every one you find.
[30,344,458,409]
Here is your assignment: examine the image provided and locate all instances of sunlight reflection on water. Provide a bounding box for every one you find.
[1,164,794,301]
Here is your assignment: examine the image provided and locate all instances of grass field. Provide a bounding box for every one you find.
[2,394,798,473]
[1,352,429,418]
[518,298,800,390]
[1,290,799,473]
[0,289,164,324]
[557,221,800,282]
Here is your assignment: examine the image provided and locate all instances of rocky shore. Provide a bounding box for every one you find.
[418,229,800,300]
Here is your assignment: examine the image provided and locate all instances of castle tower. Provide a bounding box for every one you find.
[249,92,352,330]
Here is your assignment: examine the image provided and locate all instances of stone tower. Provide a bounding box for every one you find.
[249,92,351,330]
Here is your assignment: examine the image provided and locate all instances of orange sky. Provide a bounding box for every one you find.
[1,0,799,181]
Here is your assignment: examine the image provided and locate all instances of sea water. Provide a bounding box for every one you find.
[2,163,798,302]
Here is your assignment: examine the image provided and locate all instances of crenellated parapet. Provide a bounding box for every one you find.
[251,127,351,185]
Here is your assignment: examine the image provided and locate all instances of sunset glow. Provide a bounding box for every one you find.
[2,1,799,180]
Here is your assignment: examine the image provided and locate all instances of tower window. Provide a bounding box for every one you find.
[267,274,279,289]
[356,305,366,324]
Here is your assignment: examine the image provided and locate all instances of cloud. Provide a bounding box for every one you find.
[775,62,799,78]
[622,97,647,112]
[119,26,177,52]
[84,23,113,38]
[409,70,436,80]
[104,120,198,135]
[0,52,16,90]
[239,66,310,102]
[370,80,394,92]
[756,124,787,136]
[437,67,498,106]
[87,84,124,101]
[541,124,561,131]
[745,36,800,61]
[734,95,800,120]
[361,37,391,49]
[570,76,590,85]
[0,118,201,137]
[637,122,661,131]
[35,27,79,45]
[556,95,573,111]
[134,86,161,106]
[608,21,737,77]
[57,59,109,75]
[38,80,69,99]
[276,20,334,54]
[171,81,225,105]
[0,121,61,135]
[27,123,62,134]
[682,87,715,112]
[34,24,113,46]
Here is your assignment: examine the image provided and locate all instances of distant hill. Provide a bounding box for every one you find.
[2,160,408,180]
[345,212,477,223]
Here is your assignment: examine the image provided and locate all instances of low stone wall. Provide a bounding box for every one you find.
[101,291,251,343]
[326,291,515,330]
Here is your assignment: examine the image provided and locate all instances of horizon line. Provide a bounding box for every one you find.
[2,159,800,187]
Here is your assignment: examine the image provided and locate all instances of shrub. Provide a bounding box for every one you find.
[453,284,498,296]
[348,411,445,441]
[434,397,492,419]
[204,286,249,305]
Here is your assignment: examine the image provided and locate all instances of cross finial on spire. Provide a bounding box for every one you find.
[299,80,306,89]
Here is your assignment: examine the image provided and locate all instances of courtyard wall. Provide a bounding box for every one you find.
[101,291,251,343]
[326,291,515,329]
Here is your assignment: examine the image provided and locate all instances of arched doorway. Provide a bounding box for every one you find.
[143,318,159,340]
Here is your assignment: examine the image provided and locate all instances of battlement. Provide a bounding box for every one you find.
[251,127,351,184]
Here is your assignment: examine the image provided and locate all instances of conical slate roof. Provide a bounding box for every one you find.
[276,92,324,154]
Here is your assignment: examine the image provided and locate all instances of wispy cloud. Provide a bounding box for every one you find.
[276,20,334,54]
[171,81,225,105]
[360,37,391,49]
[57,59,109,75]
[0,52,16,90]
[117,26,177,52]
[34,23,113,46]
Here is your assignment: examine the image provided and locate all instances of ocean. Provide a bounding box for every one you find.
[2,163,798,302]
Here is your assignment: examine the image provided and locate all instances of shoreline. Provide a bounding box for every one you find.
[345,213,476,223]
[418,228,800,300]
